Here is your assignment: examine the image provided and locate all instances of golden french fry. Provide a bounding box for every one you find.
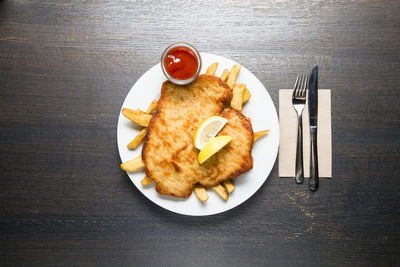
[120,155,145,172]
[122,108,152,127]
[205,63,218,75]
[127,128,147,150]
[242,87,251,104]
[220,69,229,82]
[141,176,152,186]
[231,83,245,111]
[126,100,155,149]
[254,130,270,142]
[226,64,241,89]
[194,185,209,202]
[145,100,158,114]
[212,184,228,200]
[223,180,235,193]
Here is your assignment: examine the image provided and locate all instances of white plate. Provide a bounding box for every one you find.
[117,53,279,216]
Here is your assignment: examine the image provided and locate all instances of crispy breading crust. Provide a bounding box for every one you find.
[197,109,253,187]
[142,75,253,198]
[217,109,253,181]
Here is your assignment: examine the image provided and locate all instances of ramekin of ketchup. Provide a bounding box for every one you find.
[161,42,201,85]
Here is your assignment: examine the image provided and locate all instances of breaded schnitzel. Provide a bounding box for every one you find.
[142,75,253,198]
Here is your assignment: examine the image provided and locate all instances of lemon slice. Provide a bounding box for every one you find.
[194,116,228,150]
[198,136,232,164]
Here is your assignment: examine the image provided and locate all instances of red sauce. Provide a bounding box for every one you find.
[164,46,198,80]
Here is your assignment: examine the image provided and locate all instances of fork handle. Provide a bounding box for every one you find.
[309,126,319,191]
[295,112,304,184]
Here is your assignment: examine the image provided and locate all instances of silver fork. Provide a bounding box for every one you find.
[292,74,308,184]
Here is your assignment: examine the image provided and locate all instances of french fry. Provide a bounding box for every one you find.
[146,100,158,114]
[223,180,235,193]
[194,185,209,202]
[231,83,245,111]
[141,176,152,186]
[126,100,156,149]
[205,63,218,76]
[226,64,241,89]
[220,69,229,82]
[254,130,270,142]
[212,184,228,200]
[242,87,251,104]
[120,155,145,172]
[127,128,147,150]
[122,108,152,127]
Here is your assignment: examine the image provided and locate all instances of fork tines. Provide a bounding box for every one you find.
[293,74,308,99]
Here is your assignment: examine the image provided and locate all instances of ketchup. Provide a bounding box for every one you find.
[164,46,198,80]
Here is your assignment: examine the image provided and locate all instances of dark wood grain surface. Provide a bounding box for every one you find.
[1,1,400,266]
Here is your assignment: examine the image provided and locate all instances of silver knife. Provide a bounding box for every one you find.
[308,65,319,191]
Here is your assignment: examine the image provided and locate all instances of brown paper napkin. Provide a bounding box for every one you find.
[279,89,332,178]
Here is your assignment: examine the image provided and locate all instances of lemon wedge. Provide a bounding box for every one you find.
[198,136,232,164]
[194,116,228,150]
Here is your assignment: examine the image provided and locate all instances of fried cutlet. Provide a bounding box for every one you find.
[142,75,253,198]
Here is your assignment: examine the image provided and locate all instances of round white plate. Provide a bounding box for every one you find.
[117,53,279,216]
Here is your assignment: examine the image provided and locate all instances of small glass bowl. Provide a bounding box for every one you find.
[161,42,202,85]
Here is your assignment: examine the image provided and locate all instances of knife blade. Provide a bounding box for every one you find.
[308,65,319,191]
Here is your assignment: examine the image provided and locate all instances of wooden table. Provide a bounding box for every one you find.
[1,1,399,266]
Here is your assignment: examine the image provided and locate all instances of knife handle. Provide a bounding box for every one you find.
[309,126,319,191]
[295,112,304,184]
